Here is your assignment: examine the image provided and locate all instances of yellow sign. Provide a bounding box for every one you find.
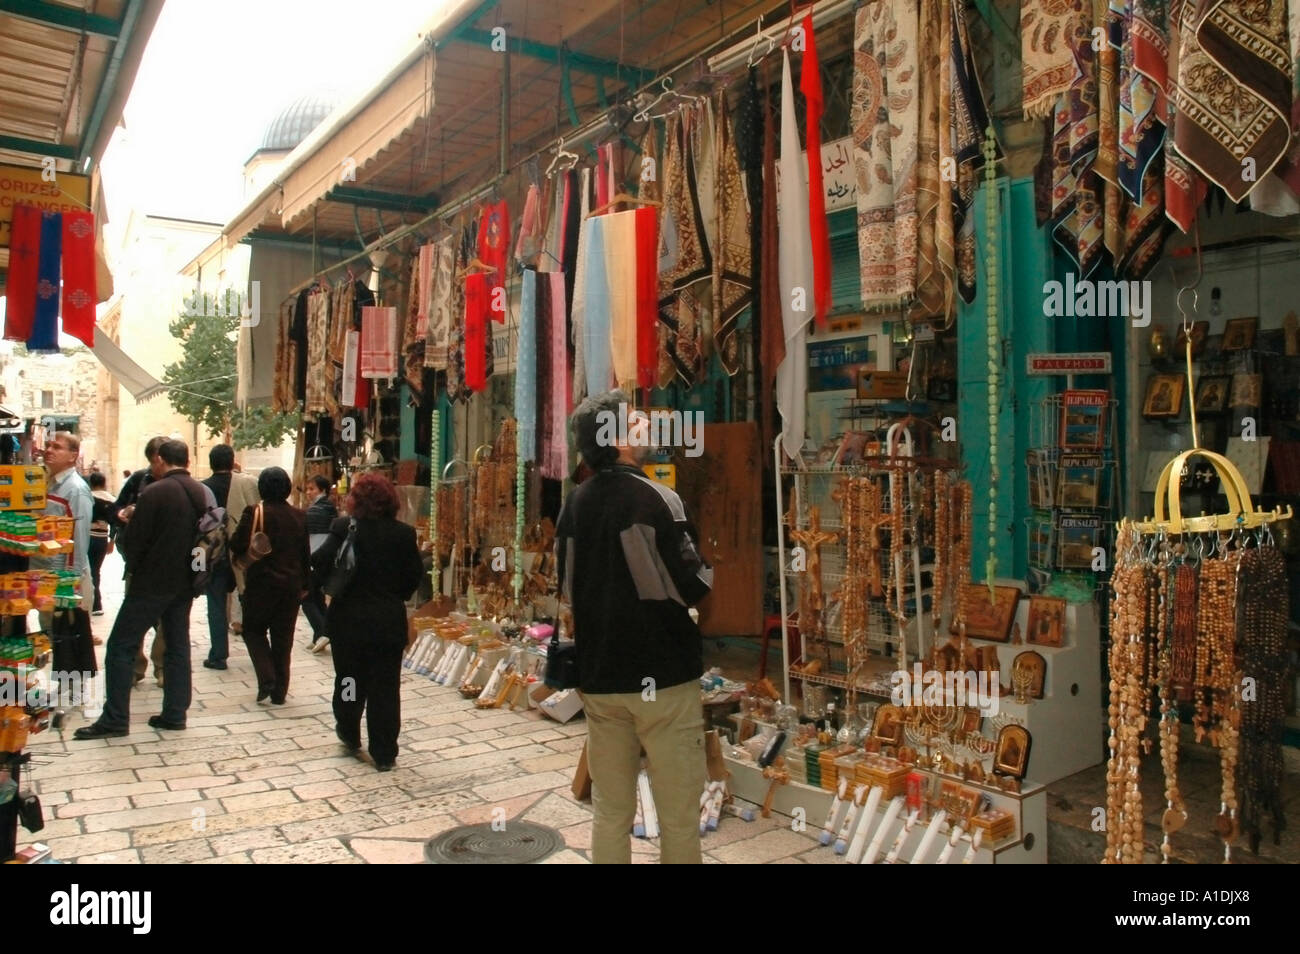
[0,163,90,249]
[643,463,676,489]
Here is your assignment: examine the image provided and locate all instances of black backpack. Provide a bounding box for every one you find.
[180,479,229,596]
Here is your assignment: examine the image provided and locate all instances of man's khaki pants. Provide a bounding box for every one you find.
[580,679,705,864]
[133,622,164,683]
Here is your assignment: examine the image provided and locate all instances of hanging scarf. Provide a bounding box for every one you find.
[517,268,538,462]
[1022,0,1080,119]
[853,0,921,311]
[463,272,490,392]
[635,206,660,391]
[736,68,765,379]
[914,0,946,319]
[582,214,614,396]
[360,305,398,380]
[603,209,639,391]
[477,200,510,322]
[28,210,62,353]
[1250,0,1300,213]
[802,14,832,327]
[60,210,96,347]
[425,236,455,369]
[538,272,569,480]
[341,328,362,408]
[515,183,542,265]
[759,60,785,459]
[4,204,40,341]
[691,101,718,363]
[712,92,753,376]
[1049,1,1104,279]
[658,113,712,386]
[403,251,426,399]
[778,50,814,462]
[571,168,592,402]
[1164,0,1208,230]
[305,288,331,414]
[949,0,995,306]
[1098,0,1124,259]
[1173,0,1291,203]
[274,298,296,414]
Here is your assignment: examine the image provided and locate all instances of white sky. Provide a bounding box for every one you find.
[100,0,451,231]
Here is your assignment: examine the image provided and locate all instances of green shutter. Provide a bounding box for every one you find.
[828,208,859,309]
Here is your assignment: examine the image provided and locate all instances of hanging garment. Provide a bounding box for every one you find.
[28,210,61,353]
[341,328,361,408]
[712,94,753,376]
[463,271,490,392]
[273,298,296,414]
[1097,0,1123,259]
[1049,3,1104,279]
[582,214,614,397]
[425,236,455,369]
[914,0,946,319]
[477,200,510,323]
[4,204,40,341]
[538,272,569,481]
[304,288,331,415]
[949,0,997,305]
[692,101,718,362]
[778,50,814,462]
[802,14,831,328]
[517,268,538,462]
[736,68,765,377]
[403,251,427,398]
[291,290,309,403]
[853,0,921,310]
[635,206,660,391]
[1117,154,1169,278]
[1173,0,1290,203]
[60,210,96,347]
[1164,0,1208,230]
[759,59,785,459]
[515,183,542,264]
[1022,0,1081,119]
[603,209,639,391]
[360,305,399,380]
[324,280,348,419]
[446,245,469,404]
[659,113,713,386]
[638,123,663,202]
[571,168,592,403]
[1250,0,1300,214]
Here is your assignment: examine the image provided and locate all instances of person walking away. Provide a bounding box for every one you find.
[302,474,336,652]
[311,473,422,771]
[87,472,115,631]
[35,432,97,697]
[229,467,309,705]
[225,462,260,637]
[74,440,213,738]
[556,391,714,864]
[200,445,240,670]
[112,436,167,686]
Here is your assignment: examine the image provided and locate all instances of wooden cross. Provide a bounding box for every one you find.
[789,507,839,641]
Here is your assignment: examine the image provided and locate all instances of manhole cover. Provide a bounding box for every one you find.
[425,821,563,864]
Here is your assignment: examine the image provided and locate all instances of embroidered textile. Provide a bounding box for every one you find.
[60,210,96,347]
[802,14,832,327]
[425,237,455,369]
[538,272,569,481]
[305,288,331,414]
[853,0,920,310]
[582,215,614,396]
[463,272,490,392]
[712,93,752,376]
[360,305,398,380]
[4,204,39,340]
[517,268,538,462]
[29,210,61,352]
[603,209,639,390]
[1022,0,1080,119]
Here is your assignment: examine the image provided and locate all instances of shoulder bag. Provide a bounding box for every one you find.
[322,518,358,599]
[234,503,272,572]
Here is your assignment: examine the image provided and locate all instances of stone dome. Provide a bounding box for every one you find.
[255,94,337,154]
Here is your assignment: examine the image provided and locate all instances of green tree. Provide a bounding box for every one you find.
[161,289,299,450]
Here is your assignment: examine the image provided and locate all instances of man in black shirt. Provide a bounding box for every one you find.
[556,390,713,864]
[201,445,237,669]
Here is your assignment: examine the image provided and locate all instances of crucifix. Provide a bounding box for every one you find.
[789,506,839,649]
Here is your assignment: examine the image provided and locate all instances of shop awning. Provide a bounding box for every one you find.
[89,330,165,401]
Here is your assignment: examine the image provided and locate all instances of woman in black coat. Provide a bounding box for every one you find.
[230,467,310,705]
[311,473,423,771]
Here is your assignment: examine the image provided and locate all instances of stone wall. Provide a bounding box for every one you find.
[6,349,104,467]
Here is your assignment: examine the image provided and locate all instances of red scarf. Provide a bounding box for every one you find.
[61,210,97,346]
[477,201,510,323]
[4,204,40,341]
[464,272,490,391]
[635,206,660,390]
[801,14,831,328]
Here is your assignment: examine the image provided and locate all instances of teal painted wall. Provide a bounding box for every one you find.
[957,177,1052,581]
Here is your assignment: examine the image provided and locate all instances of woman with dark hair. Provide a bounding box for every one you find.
[311,473,423,771]
[230,466,310,704]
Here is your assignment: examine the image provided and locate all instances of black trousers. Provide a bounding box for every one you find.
[241,587,299,702]
[99,590,193,730]
[331,634,404,765]
[87,536,108,612]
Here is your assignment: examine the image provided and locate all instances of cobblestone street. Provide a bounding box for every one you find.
[19,552,837,865]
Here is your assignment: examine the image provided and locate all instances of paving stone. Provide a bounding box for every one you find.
[193,852,253,864]
[236,765,304,783]
[518,753,579,774]
[455,729,505,744]
[160,745,250,766]
[361,814,459,840]
[133,790,204,808]
[140,838,215,863]
[241,738,302,756]
[545,736,588,753]
[326,786,409,815]
[83,801,220,834]
[76,849,142,864]
[373,791,482,826]
[210,827,290,856]
[708,828,819,865]
[70,780,168,801]
[28,818,82,840]
[269,768,343,789]
[522,792,591,829]
[57,769,141,790]
[558,821,592,851]
[168,774,237,791]
[435,741,497,760]
[348,838,426,864]
[221,789,300,812]
[538,848,590,864]
[473,771,571,803]
[138,763,218,782]
[294,780,353,800]
[405,723,466,742]
[489,736,542,751]
[454,792,547,826]
[45,830,131,858]
[200,780,270,799]
[406,736,459,753]
[280,811,386,844]
[56,796,133,819]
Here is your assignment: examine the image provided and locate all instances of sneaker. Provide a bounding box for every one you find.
[91,609,104,617]
[311,637,330,654]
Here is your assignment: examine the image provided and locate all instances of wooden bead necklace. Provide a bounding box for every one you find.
[1170,562,1197,688]
[932,470,950,633]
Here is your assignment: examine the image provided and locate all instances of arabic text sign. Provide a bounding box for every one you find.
[774,137,856,213]
[0,163,91,249]
[1025,352,1113,376]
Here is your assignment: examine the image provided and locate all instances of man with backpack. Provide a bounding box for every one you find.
[75,440,221,739]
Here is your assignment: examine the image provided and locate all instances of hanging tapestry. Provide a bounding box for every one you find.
[712,92,752,376]
[1164,0,1208,231]
[1022,0,1080,119]
[425,236,454,369]
[853,0,920,311]
[304,287,331,415]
